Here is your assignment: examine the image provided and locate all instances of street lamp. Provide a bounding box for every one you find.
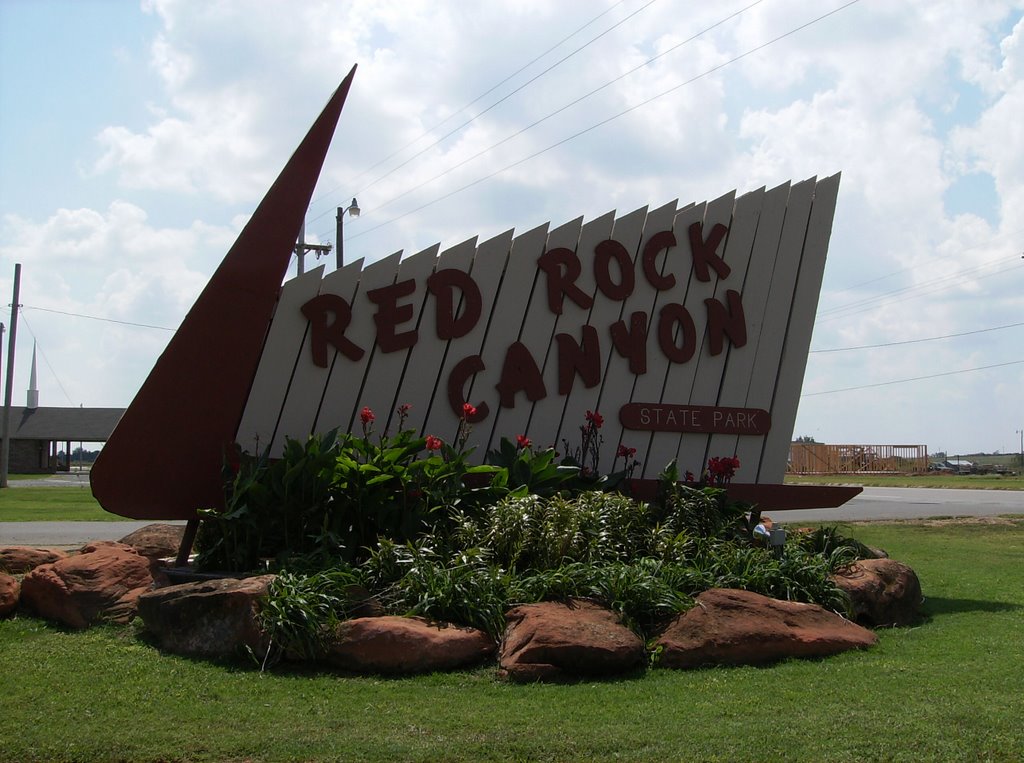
[336,197,360,270]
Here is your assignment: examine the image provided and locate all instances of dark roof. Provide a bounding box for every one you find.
[5,406,125,441]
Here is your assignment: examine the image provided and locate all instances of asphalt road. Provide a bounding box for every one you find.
[771,485,1024,523]
[2,486,1023,547]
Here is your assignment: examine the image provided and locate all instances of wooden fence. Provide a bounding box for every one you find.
[787,443,929,474]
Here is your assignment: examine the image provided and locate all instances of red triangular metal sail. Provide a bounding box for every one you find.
[91,66,357,520]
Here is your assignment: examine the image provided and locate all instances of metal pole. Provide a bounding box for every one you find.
[296,222,306,275]
[1,264,22,488]
[336,206,344,270]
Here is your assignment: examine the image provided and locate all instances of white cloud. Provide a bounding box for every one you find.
[2,0,1022,451]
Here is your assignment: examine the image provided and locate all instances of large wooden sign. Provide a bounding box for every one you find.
[90,68,853,522]
[236,173,840,488]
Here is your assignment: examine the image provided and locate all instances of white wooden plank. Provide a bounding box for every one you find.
[600,200,684,477]
[236,264,325,455]
[270,258,363,455]
[421,230,513,447]
[605,200,692,478]
[675,188,762,480]
[759,173,841,481]
[540,209,619,455]
[356,244,439,436]
[391,237,478,439]
[646,190,737,478]
[506,216,585,452]
[705,182,790,467]
[313,251,403,435]
[733,178,816,479]
[468,223,549,454]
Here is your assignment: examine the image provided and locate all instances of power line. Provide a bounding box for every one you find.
[307,0,643,224]
[22,305,176,332]
[817,254,1023,320]
[345,0,862,243]
[810,320,1024,353]
[317,0,766,236]
[828,227,1024,298]
[802,358,1024,397]
[17,310,76,406]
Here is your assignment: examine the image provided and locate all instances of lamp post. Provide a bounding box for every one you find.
[335,197,360,270]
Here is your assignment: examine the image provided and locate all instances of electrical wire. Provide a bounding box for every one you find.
[810,320,1024,353]
[817,254,1023,320]
[307,0,644,223]
[801,359,1024,397]
[17,310,76,406]
[21,305,176,332]
[344,0,862,243]
[315,0,766,236]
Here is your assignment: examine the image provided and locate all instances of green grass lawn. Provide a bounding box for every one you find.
[1,519,1021,762]
[0,486,122,521]
[785,473,1024,490]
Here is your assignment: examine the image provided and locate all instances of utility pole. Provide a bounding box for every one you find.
[1017,429,1023,471]
[293,222,331,276]
[1,264,21,488]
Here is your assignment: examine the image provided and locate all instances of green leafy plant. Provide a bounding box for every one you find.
[258,567,365,667]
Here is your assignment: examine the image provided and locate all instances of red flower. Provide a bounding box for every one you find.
[684,471,696,483]
[585,410,604,428]
[707,455,740,483]
[360,407,375,425]
[616,444,636,459]
[425,435,443,451]
[397,403,412,415]
[516,434,532,449]
[462,402,477,419]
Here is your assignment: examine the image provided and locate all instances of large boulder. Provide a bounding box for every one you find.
[656,588,877,669]
[19,542,153,628]
[0,573,18,617]
[118,523,185,566]
[137,575,274,658]
[831,558,922,627]
[0,546,68,574]
[498,600,646,682]
[323,616,495,674]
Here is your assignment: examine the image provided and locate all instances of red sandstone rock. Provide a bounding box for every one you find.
[118,523,186,565]
[0,573,18,617]
[656,588,877,669]
[137,575,275,658]
[19,543,154,629]
[831,558,921,626]
[498,600,645,682]
[323,616,495,674]
[0,546,68,574]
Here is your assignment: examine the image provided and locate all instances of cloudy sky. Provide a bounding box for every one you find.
[1,0,1022,457]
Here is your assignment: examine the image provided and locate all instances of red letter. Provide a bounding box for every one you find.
[366,279,419,352]
[495,342,547,408]
[641,230,677,291]
[301,294,364,366]
[427,268,482,339]
[555,325,601,395]
[658,303,696,364]
[705,289,747,356]
[594,239,634,301]
[537,246,593,314]
[447,354,489,422]
[609,311,648,375]
[689,221,730,282]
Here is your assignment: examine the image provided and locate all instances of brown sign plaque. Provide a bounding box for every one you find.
[619,403,770,435]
